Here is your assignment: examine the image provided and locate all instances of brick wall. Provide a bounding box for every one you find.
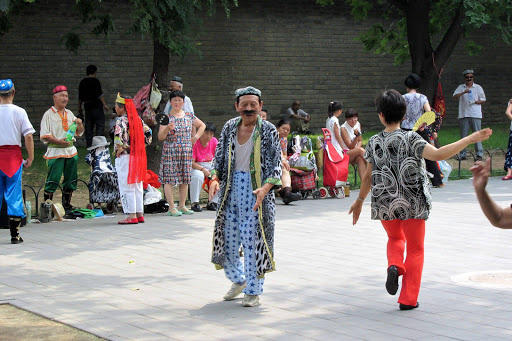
[1,0,511,145]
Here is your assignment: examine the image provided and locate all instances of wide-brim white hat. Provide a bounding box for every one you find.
[87,136,110,150]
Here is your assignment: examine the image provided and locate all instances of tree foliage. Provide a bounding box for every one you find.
[317,0,512,64]
[317,0,512,100]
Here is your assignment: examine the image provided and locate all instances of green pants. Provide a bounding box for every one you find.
[45,156,78,193]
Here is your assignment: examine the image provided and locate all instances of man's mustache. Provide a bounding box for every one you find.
[241,110,257,116]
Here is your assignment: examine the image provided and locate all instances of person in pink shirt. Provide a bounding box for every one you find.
[191,122,219,212]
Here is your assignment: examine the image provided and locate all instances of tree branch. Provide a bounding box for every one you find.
[434,3,466,68]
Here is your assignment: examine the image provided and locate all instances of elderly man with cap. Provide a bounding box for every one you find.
[209,86,282,307]
[0,79,35,244]
[40,85,84,210]
[163,76,194,115]
[453,69,486,160]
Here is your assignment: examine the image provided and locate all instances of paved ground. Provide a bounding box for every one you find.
[1,177,512,341]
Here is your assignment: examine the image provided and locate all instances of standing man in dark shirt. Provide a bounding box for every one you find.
[78,65,109,147]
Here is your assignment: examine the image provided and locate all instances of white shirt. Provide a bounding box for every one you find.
[326,116,343,155]
[453,83,486,119]
[40,107,83,159]
[0,104,35,147]
[163,96,194,115]
[234,129,254,172]
[340,121,361,150]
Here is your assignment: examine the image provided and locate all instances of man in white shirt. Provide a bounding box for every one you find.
[0,79,35,244]
[40,85,84,210]
[163,76,194,114]
[453,69,486,160]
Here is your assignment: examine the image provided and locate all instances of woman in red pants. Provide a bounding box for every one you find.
[349,89,492,310]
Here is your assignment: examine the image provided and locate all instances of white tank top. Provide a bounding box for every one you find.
[234,128,254,172]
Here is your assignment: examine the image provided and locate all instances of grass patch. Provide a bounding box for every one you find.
[22,146,98,189]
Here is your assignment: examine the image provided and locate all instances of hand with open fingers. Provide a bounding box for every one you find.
[469,128,492,143]
[209,181,219,201]
[252,187,269,211]
[470,158,491,192]
[349,200,363,225]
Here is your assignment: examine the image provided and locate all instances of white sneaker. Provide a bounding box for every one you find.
[223,282,247,301]
[242,294,260,307]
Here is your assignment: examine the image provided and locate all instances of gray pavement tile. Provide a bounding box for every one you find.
[2,177,512,340]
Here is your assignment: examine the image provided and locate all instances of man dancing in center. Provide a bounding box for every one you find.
[209,86,282,307]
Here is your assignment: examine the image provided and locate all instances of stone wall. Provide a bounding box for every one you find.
[1,0,511,144]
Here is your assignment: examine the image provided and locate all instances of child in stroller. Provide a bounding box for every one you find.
[85,136,119,213]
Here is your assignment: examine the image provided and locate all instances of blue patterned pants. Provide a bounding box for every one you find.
[223,171,265,295]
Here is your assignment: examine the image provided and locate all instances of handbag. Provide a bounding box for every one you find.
[289,150,316,171]
[149,79,162,109]
[142,103,157,127]
[438,160,452,180]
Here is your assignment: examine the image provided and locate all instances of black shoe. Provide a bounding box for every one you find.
[191,202,202,212]
[282,193,293,205]
[386,265,399,295]
[399,302,419,310]
[11,236,24,244]
[206,202,217,211]
[291,192,302,202]
[459,155,467,160]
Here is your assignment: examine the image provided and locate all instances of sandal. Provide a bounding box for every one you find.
[502,175,512,180]
[168,208,182,217]
[179,206,194,215]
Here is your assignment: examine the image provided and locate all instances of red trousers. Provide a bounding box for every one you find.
[381,219,425,306]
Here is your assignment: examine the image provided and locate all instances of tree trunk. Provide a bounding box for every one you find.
[407,3,466,105]
[146,39,170,173]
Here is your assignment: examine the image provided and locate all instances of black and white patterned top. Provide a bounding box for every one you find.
[364,129,431,221]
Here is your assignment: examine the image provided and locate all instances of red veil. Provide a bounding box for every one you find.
[125,99,147,184]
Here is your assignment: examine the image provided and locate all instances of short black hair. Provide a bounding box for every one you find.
[404,73,421,89]
[86,65,97,76]
[205,121,216,133]
[345,108,358,119]
[374,89,406,125]
[261,106,268,113]
[328,100,343,118]
[276,119,291,128]
[169,90,185,100]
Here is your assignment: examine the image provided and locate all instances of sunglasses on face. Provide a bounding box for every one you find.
[465,76,473,79]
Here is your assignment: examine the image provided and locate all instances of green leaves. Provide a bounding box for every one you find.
[319,0,512,64]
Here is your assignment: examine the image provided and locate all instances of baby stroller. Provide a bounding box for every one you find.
[288,135,321,199]
[85,136,120,213]
[319,128,350,199]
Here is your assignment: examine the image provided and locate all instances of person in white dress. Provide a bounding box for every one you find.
[340,108,367,180]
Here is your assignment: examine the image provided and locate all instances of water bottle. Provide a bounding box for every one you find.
[64,122,77,142]
[468,90,474,103]
[25,201,31,224]
[344,182,351,197]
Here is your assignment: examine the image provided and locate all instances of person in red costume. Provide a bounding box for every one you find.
[0,79,35,244]
[113,93,152,224]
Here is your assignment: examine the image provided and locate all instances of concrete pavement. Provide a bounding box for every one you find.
[1,177,512,340]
